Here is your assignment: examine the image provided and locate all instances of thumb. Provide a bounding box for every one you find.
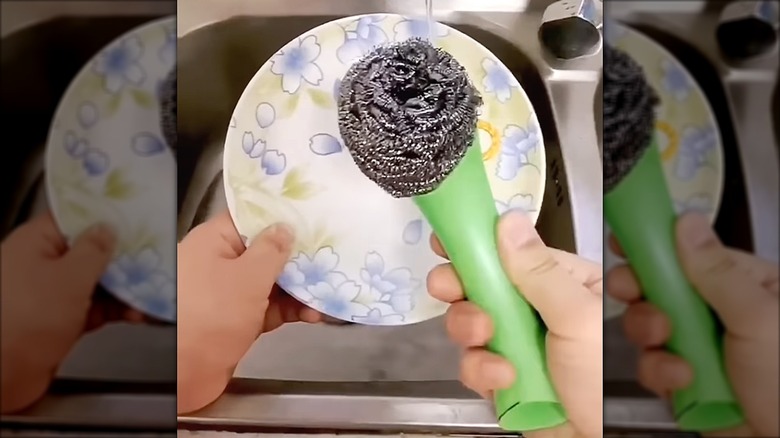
[497,211,601,337]
[59,223,117,298]
[234,223,295,298]
[676,213,775,335]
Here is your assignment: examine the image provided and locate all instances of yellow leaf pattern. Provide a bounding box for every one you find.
[281,167,316,200]
[308,88,333,109]
[107,93,123,115]
[130,89,155,109]
[103,169,135,200]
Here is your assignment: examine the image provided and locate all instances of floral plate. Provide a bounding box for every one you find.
[45,17,177,322]
[604,21,724,320]
[224,14,546,326]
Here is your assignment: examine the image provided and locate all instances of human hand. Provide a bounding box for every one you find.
[426,210,603,438]
[606,213,779,437]
[176,211,323,414]
[1,212,143,413]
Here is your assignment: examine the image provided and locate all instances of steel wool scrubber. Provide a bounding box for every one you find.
[603,43,743,432]
[338,38,565,432]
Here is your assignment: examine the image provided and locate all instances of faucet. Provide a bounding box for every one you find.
[539,0,603,60]
[717,0,779,60]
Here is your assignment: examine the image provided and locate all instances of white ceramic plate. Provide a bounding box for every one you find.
[45,17,177,322]
[225,14,546,325]
[604,21,724,320]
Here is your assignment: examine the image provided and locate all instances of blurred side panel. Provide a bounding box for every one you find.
[1,1,177,436]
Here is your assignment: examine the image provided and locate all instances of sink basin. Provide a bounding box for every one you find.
[0,8,176,432]
[178,11,570,381]
[604,2,778,432]
[177,3,601,433]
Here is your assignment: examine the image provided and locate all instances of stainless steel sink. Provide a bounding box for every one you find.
[604,1,779,432]
[0,0,176,432]
[176,0,601,433]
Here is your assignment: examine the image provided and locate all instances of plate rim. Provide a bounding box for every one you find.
[44,15,176,322]
[223,13,548,325]
[610,20,725,223]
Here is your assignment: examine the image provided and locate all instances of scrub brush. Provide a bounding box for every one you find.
[159,66,177,152]
[338,38,565,432]
[603,43,743,432]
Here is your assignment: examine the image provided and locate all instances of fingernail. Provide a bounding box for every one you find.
[662,358,692,388]
[266,222,295,247]
[88,222,117,243]
[680,214,716,249]
[501,210,536,249]
[484,358,515,387]
[83,223,117,254]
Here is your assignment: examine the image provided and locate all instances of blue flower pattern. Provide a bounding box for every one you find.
[270,35,324,94]
[93,36,146,94]
[131,132,166,156]
[496,118,541,181]
[101,247,175,321]
[482,58,518,103]
[333,79,342,102]
[402,219,425,245]
[278,247,371,319]
[360,252,418,313]
[393,18,448,41]
[662,59,692,101]
[159,24,175,66]
[495,194,536,214]
[675,125,717,181]
[255,102,276,128]
[64,131,109,176]
[242,131,286,175]
[674,194,713,216]
[78,102,99,129]
[352,305,405,325]
[336,16,388,65]
[309,133,344,156]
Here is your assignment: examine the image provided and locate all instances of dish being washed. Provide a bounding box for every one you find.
[45,17,177,322]
[604,21,724,320]
[224,14,546,325]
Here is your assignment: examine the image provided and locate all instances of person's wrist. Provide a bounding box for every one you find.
[523,421,594,438]
[0,341,54,413]
[176,338,235,414]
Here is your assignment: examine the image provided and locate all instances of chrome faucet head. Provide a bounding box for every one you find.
[539,0,603,60]
[717,0,779,60]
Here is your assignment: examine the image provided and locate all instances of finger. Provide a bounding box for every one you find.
[608,234,625,258]
[605,264,642,303]
[298,306,324,324]
[445,302,493,347]
[58,223,117,298]
[546,247,603,296]
[262,288,322,332]
[187,210,245,259]
[427,263,464,303]
[16,211,68,258]
[233,223,295,300]
[676,213,777,335]
[728,248,779,296]
[621,302,671,348]
[262,291,305,332]
[84,290,146,331]
[496,211,601,336]
[429,233,448,259]
[637,350,693,398]
[460,348,515,398]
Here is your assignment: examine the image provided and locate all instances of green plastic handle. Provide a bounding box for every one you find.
[604,141,744,432]
[414,139,565,432]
